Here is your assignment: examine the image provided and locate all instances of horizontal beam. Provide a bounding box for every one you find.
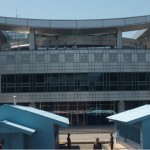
[0,15,150,33]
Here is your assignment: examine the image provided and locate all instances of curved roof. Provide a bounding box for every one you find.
[0,15,150,34]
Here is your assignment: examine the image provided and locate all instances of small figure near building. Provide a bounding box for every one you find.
[0,140,2,149]
[93,137,102,150]
[110,133,114,150]
[67,133,71,149]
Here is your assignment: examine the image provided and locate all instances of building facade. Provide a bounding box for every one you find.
[0,15,150,126]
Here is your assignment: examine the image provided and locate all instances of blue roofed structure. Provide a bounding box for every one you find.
[107,105,150,149]
[107,105,150,124]
[0,104,69,149]
[12,105,69,126]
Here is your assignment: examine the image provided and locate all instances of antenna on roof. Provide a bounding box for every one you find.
[16,9,18,18]
[13,95,16,105]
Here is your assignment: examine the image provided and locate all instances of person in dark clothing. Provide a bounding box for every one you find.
[67,133,71,149]
[93,138,102,150]
[110,133,114,150]
[0,140,2,149]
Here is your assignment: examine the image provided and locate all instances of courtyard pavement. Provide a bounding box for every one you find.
[59,133,129,149]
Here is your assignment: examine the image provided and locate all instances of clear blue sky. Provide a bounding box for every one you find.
[0,0,150,38]
[1,0,150,19]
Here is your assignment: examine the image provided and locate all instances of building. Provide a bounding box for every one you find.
[0,104,69,149]
[0,15,150,126]
[107,105,150,149]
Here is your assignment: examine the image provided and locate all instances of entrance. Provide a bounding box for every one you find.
[41,101,116,126]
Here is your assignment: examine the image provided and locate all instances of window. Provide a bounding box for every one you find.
[1,72,150,93]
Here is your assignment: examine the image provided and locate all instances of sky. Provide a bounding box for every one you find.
[1,0,150,19]
[0,0,150,38]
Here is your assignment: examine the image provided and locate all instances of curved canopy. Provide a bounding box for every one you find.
[0,15,150,34]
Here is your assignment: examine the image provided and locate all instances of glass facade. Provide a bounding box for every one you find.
[7,31,28,40]
[1,72,150,93]
[40,101,116,126]
[0,44,149,127]
[0,15,149,129]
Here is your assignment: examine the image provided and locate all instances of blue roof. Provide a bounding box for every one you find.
[9,105,69,126]
[1,120,36,135]
[107,105,150,124]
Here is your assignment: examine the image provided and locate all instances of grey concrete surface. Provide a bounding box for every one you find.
[60,133,110,143]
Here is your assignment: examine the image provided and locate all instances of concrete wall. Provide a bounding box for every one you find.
[0,49,150,103]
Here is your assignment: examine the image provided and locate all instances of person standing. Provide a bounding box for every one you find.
[110,133,114,150]
[93,138,102,150]
[67,133,71,149]
[0,140,3,149]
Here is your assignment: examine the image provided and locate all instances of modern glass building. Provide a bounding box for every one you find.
[0,15,150,126]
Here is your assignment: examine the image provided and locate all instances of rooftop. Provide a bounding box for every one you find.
[4,104,69,126]
[0,15,150,34]
[107,105,150,124]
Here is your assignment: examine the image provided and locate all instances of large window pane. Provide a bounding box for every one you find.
[1,72,150,93]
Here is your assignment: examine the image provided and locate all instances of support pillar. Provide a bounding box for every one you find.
[118,101,125,113]
[29,102,36,108]
[116,28,122,49]
[29,28,35,50]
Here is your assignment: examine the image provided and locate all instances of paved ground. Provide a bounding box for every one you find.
[59,142,129,150]
[59,126,114,134]
[59,127,131,150]
[72,143,128,150]
[60,133,110,143]
[59,133,110,149]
